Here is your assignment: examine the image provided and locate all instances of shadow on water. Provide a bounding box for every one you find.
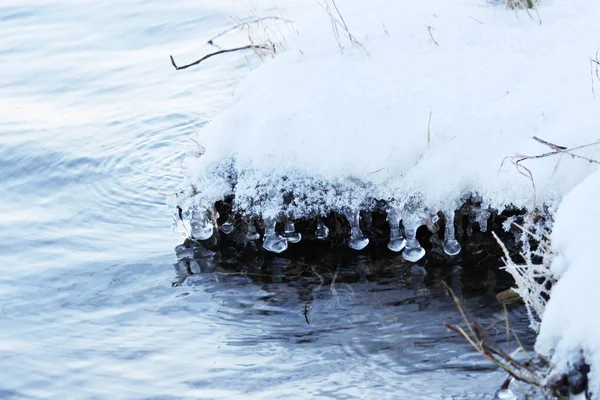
[172,243,538,399]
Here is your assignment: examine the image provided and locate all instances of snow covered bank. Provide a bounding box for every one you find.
[535,167,600,398]
[170,0,600,257]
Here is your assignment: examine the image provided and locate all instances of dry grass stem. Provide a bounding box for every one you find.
[318,0,368,55]
[443,284,546,389]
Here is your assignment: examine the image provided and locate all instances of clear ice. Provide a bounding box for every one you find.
[283,221,302,243]
[475,209,491,233]
[426,214,440,233]
[262,217,288,253]
[386,208,406,252]
[245,219,260,241]
[315,219,329,240]
[175,243,194,260]
[402,213,426,262]
[219,215,235,235]
[343,209,369,251]
[190,209,214,240]
[443,210,462,256]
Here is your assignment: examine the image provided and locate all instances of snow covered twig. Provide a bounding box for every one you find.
[492,230,554,332]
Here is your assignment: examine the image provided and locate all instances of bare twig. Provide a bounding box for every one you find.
[530,136,600,165]
[303,303,311,324]
[469,16,485,25]
[501,137,600,205]
[427,111,433,147]
[318,0,367,55]
[426,25,439,46]
[207,16,292,47]
[382,23,390,37]
[500,155,537,205]
[170,45,271,70]
[591,49,600,100]
[443,284,546,389]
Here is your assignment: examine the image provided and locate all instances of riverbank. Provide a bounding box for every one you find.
[169,0,600,397]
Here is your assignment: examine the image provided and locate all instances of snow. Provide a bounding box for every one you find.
[536,167,600,398]
[168,0,600,394]
[171,0,600,393]
[173,0,600,222]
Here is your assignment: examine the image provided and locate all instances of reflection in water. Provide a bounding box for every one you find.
[172,242,538,399]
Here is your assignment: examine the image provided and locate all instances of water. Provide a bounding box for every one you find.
[0,1,536,399]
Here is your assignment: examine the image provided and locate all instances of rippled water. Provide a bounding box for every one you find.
[0,1,536,399]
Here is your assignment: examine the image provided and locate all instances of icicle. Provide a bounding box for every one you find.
[402,214,426,262]
[475,208,491,233]
[262,217,288,253]
[219,214,235,235]
[386,208,406,252]
[425,214,440,234]
[443,210,461,256]
[190,209,214,240]
[315,218,329,240]
[179,209,192,237]
[245,218,260,241]
[283,221,302,243]
[342,209,369,251]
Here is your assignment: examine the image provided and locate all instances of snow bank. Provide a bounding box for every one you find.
[535,167,600,398]
[171,0,600,254]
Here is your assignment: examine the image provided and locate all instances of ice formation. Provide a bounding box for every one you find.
[169,0,600,256]
[262,217,288,253]
[442,210,461,256]
[219,215,235,235]
[386,208,406,253]
[190,210,214,241]
[401,213,426,262]
[315,219,329,240]
[245,219,261,241]
[343,208,369,251]
[283,221,302,243]
[475,209,491,233]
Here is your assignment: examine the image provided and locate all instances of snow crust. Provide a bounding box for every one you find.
[536,167,600,398]
[174,0,600,219]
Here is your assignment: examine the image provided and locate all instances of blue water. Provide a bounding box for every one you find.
[0,1,535,399]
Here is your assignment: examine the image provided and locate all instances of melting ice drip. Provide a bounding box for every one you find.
[402,213,426,262]
[315,218,329,240]
[475,208,491,233]
[262,217,288,253]
[219,214,235,235]
[386,208,406,252]
[342,209,369,250]
[245,218,260,240]
[180,202,472,258]
[443,210,461,256]
[190,209,214,240]
[283,221,302,243]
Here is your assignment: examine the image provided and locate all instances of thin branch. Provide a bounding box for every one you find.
[501,136,600,202]
[427,111,433,147]
[207,16,292,47]
[426,25,439,46]
[443,283,545,389]
[530,136,600,164]
[469,16,485,25]
[592,49,600,100]
[170,44,271,70]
